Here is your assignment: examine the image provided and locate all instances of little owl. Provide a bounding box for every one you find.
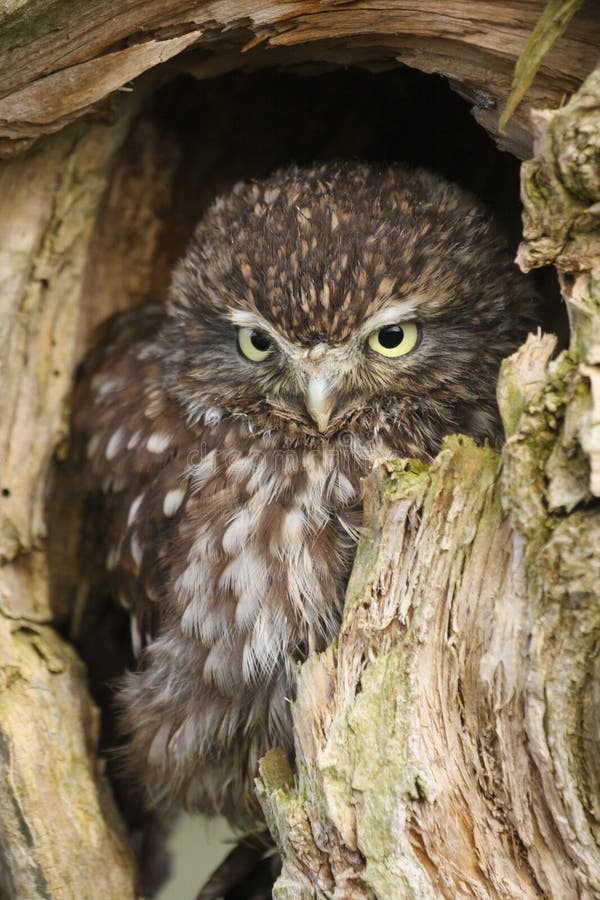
[73,162,535,894]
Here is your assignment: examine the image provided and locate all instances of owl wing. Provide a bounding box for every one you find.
[73,304,198,657]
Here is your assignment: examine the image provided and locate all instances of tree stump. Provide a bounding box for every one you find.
[0,3,598,897]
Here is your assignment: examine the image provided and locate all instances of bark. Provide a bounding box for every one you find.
[0,3,598,898]
[256,67,600,899]
[0,1,599,159]
[0,96,145,899]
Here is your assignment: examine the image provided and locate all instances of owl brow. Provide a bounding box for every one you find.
[357,298,423,338]
[226,309,297,354]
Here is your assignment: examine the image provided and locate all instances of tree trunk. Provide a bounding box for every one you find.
[0,101,143,898]
[0,3,598,897]
[1,0,599,159]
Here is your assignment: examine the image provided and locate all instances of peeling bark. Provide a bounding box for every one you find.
[0,1,599,158]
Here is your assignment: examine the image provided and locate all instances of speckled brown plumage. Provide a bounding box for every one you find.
[73,161,536,886]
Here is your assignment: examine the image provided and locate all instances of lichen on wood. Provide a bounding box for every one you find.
[259,433,584,897]
[518,66,600,499]
[0,6,597,898]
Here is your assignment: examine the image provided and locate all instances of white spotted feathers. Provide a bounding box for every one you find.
[73,161,536,828]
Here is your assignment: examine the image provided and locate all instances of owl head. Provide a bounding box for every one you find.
[157,162,535,455]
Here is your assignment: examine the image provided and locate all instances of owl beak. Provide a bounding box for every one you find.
[305,375,337,433]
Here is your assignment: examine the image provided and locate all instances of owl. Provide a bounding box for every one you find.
[73,162,535,894]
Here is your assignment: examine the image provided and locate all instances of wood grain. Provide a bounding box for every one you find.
[0,1,599,157]
[0,7,597,896]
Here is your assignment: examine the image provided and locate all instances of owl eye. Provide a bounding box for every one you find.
[368,322,419,358]
[238,327,273,362]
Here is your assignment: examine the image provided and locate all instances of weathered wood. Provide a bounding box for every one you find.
[257,66,600,899]
[0,1,599,158]
[516,67,600,498]
[0,96,145,899]
[0,5,598,897]
[259,430,599,898]
[0,102,130,567]
[0,619,135,900]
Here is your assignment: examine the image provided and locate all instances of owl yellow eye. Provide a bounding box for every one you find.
[238,327,273,362]
[368,322,419,358]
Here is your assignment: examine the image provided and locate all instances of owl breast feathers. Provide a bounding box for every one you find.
[74,162,535,826]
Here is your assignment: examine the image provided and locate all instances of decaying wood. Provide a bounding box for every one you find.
[0,95,141,568]
[0,619,135,899]
[257,66,600,898]
[0,96,145,898]
[258,355,600,898]
[0,1,599,159]
[0,3,598,897]
[518,67,600,498]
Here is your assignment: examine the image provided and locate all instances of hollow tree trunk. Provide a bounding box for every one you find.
[0,3,598,898]
[0,98,143,900]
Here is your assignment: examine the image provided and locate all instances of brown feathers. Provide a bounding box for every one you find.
[73,162,536,835]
